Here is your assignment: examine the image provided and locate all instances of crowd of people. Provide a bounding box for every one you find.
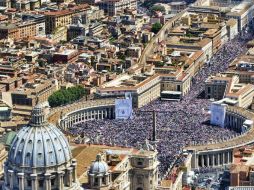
[69,32,253,177]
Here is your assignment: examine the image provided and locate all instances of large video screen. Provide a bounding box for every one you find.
[115,98,133,119]
[210,103,226,127]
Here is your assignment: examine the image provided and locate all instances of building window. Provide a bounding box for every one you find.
[177,85,181,91]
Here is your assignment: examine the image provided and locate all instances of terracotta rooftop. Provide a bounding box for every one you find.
[44,4,90,16]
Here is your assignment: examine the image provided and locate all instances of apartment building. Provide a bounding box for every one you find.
[50,26,67,43]
[0,23,19,40]
[0,58,27,77]
[226,18,238,40]
[15,0,40,11]
[225,83,254,109]
[227,55,254,84]
[67,24,87,41]
[166,37,213,64]
[88,22,104,36]
[98,0,137,16]
[0,100,12,121]
[226,1,254,31]
[188,0,254,32]
[53,49,79,63]
[0,0,11,8]
[127,46,142,59]
[160,72,191,96]
[44,4,90,34]
[230,146,254,188]
[96,65,192,107]
[205,74,254,108]
[96,73,161,108]
[11,78,58,107]
[0,77,22,92]
[205,74,236,100]
[0,19,45,40]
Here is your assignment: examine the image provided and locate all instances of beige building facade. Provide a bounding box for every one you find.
[86,147,159,190]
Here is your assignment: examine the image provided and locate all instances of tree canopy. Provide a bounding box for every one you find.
[48,85,87,107]
[151,5,166,13]
[151,22,163,34]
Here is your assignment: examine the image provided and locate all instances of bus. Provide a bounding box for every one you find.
[160,91,182,101]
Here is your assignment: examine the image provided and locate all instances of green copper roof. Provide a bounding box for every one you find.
[4,131,17,147]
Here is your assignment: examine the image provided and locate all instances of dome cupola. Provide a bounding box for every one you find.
[89,154,109,175]
[3,104,81,190]
[88,154,111,188]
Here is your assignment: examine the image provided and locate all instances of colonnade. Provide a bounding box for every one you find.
[188,106,254,169]
[5,159,78,190]
[60,106,115,130]
[196,150,233,168]
[88,173,111,188]
[224,112,246,132]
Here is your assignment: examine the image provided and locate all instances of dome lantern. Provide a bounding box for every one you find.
[30,104,46,125]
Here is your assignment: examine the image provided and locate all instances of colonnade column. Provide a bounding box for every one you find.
[8,170,14,189]
[89,174,95,187]
[18,173,25,190]
[109,109,112,119]
[66,167,73,187]
[4,166,8,186]
[98,176,102,186]
[44,173,51,190]
[58,171,64,190]
[225,115,228,127]
[72,159,78,183]
[31,174,38,190]
[238,119,241,132]
[105,109,108,119]
[63,120,67,130]
[105,173,110,185]
[231,115,233,128]
[98,110,101,119]
[199,152,233,168]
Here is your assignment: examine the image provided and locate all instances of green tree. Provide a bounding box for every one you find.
[48,86,87,107]
[151,22,162,34]
[151,5,165,13]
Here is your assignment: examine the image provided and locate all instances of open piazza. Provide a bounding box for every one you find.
[69,32,253,178]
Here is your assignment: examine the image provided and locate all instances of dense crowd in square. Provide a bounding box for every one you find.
[69,32,253,177]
